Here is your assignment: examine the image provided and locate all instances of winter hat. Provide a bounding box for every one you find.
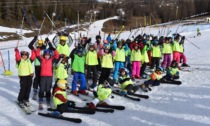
[57,79,67,89]
[119,68,129,75]
[76,48,83,54]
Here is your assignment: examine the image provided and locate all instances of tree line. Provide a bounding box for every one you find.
[0,0,210,26]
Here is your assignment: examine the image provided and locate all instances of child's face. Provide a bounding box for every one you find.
[44,54,50,59]
[105,49,109,52]
[21,54,28,60]
[60,41,66,46]
[118,44,122,48]
[90,47,94,50]
[121,71,126,76]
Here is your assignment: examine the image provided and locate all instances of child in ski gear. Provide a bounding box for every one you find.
[53,55,70,93]
[52,79,75,115]
[106,33,112,43]
[118,68,139,95]
[163,60,179,81]
[15,47,36,106]
[56,36,70,57]
[150,39,161,71]
[130,43,142,79]
[146,35,152,66]
[197,28,201,36]
[88,80,112,109]
[86,44,98,88]
[140,67,163,90]
[113,41,128,82]
[98,45,115,84]
[124,39,132,77]
[36,41,59,108]
[172,34,181,66]
[95,35,103,70]
[179,36,190,67]
[28,36,46,100]
[161,37,172,70]
[71,48,87,95]
[140,39,149,78]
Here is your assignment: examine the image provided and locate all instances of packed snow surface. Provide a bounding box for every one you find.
[0,17,210,126]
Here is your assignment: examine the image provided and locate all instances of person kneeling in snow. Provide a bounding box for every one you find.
[140,67,163,91]
[88,80,112,109]
[162,60,179,81]
[118,68,139,95]
[52,79,75,116]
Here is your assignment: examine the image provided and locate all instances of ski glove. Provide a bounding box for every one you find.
[28,36,37,50]
[45,37,50,43]
[48,42,55,51]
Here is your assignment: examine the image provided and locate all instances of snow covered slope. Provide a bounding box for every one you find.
[0,18,210,126]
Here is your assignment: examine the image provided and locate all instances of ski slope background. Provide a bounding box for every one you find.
[0,17,210,126]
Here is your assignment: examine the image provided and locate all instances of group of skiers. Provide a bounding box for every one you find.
[15,30,190,115]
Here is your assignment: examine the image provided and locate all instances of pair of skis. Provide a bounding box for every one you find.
[16,101,36,115]
[112,90,149,101]
[39,103,125,123]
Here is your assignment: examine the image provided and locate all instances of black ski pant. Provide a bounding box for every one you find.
[39,76,52,102]
[140,63,147,76]
[125,84,139,94]
[151,57,160,70]
[18,76,33,102]
[33,66,41,90]
[86,65,98,85]
[163,75,179,80]
[99,68,112,84]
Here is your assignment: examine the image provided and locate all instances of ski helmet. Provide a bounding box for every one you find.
[57,79,67,90]
[156,66,163,72]
[143,39,148,45]
[43,49,52,57]
[171,60,178,68]
[38,40,44,45]
[104,45,110,50]
[76,48,83,54]
[153,40,159,45]
[60,36,67,42]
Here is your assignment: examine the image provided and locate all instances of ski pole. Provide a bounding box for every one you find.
[175,20,182,34]
[45,13,60,33]
[185,38,200,49]
[127,27,134,40]
[37,17,46,40]
[166,30,171,37]
[54,11,62,22]
[21,7,34,31]
[114,25,124,40]
[8,50,10,71]
[32,11,39,29]
[0,51,6,72]
[17,16,25,48]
